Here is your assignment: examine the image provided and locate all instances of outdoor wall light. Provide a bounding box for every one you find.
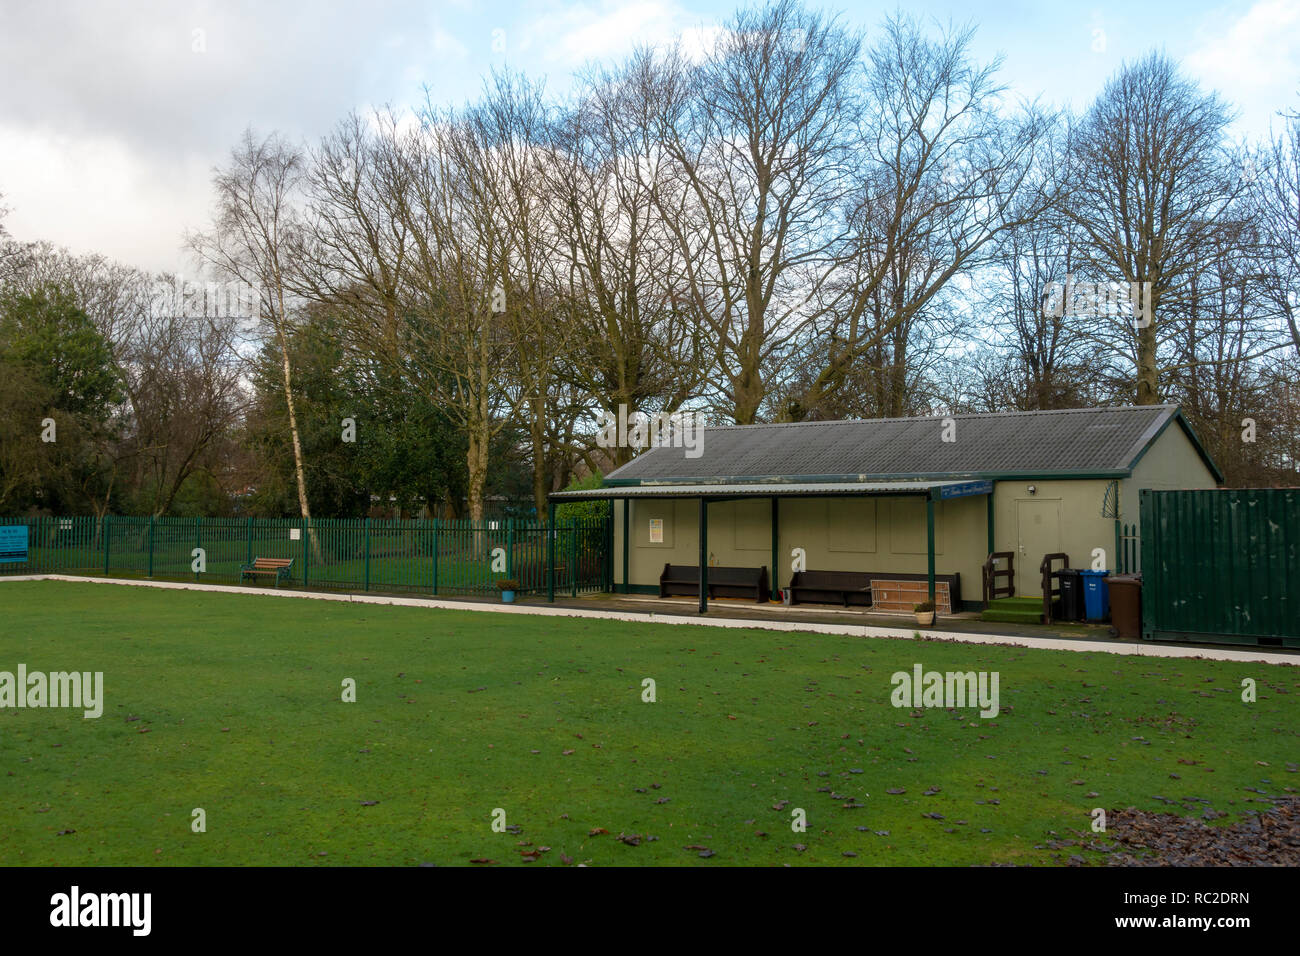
[1027,484,1037,495]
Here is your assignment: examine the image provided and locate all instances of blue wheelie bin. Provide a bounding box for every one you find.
[1079,569,1111,622]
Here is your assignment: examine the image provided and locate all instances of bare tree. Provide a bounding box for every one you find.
[1252,114,1300,360]
[189,130,315,525]
[382,98,522,523]
[550,53,710,467]
[796,15,1052,419]
[1060,52,1244,404]
[650,0,864,423]
[119,280,247,514]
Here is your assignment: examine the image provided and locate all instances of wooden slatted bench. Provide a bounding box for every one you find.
[240,557,294,587]
[787,570,874,607]
[659,564,769,602]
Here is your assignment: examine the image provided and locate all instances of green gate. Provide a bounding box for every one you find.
[1140,489,1300,647]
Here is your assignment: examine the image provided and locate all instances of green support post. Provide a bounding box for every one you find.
[302,518,309,589]
[246,517,253,568]
[569,517,578,598]
[770,497,780,600]
[546,502,556,602]
[195,516,201,580]
[606,501,614,593]
[926,494,936,612]
[103,515,110,576]
[147,515,155,578]
[364,518,371,592]
[698,498,708,615]
[621,499,630,594]
[986,489,995,556]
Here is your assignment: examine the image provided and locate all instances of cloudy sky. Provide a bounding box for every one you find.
[1,0,1297,275]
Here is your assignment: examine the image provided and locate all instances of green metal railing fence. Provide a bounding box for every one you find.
[1116,522,1140,574]
[0,515,612,597]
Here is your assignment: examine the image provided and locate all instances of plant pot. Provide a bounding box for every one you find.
[914,611,935,626]
[501,591,515,604]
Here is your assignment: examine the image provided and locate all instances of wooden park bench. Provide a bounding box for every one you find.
[240,557,294,587]
[787,570,874,607]
[788,569,962,612]
[659,564,769,602]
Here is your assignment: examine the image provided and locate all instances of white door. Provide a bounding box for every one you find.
[1016,500,1061,595]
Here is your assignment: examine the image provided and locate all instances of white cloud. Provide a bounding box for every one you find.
[1186,0,1300,138]
[0,124,210,273]
[518,0,714,68]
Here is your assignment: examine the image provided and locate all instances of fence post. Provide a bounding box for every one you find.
[245,517,253,568]
[432,519,439,596]
[194,516,201,580]
[506,518,514,581]
[103,514,110,576]
[546,504,556,602]
[302,518,309,589]
[364,518,371,592]
[569,519,578,597]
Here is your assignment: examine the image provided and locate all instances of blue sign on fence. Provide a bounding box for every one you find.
[0,525,29,563]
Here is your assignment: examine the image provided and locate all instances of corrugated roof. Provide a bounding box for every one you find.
[550,480,986,500]
[602,405,1203,484]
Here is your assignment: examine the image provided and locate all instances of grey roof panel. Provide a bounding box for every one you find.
[604,405,1181,483]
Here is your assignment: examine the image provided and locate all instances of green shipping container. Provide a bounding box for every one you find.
[1140,489,1300,647]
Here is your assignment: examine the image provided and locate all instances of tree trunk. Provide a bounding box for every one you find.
[530,396,547,521]
[274,317,321,561]
[1135,318,1159,405]
[466,420,489,524]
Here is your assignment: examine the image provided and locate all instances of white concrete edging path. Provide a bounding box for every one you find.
[2,573,1296,667]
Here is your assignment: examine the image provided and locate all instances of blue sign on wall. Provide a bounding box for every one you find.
[0,525,29,563]
[938,480,993,500]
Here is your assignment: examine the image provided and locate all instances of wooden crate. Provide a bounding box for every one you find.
[870,579,951,614]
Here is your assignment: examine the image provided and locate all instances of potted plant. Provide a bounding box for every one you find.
[495,579,520,604]
[913,600,935,626]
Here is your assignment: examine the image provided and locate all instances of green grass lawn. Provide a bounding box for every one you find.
[1,580,1295,866]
